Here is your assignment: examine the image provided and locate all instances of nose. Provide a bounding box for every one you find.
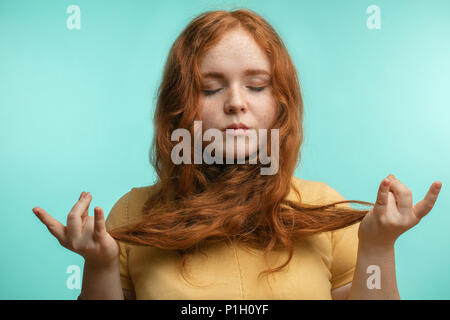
[224,85,247,114]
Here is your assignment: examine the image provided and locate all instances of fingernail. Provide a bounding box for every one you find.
[83,192,89,199]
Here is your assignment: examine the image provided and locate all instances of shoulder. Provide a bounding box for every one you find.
[289,176,351,208]
[288,176,358,236]
[105,182,161,232]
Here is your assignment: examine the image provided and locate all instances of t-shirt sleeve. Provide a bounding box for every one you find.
[105,190,135,291]
[324,183,361,289]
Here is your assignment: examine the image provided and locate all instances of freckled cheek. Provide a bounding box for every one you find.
[258,114,273,128]
[200,104,219,130]
[253,100,277,128]
[267,107,278,127]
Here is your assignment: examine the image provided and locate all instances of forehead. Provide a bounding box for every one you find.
[199,28,271,76]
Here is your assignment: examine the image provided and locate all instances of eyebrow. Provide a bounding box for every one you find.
[201,69,271,79]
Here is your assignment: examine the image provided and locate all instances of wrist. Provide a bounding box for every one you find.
[358,231,397,249]
[83,256,119,271]
[358,238,395,254]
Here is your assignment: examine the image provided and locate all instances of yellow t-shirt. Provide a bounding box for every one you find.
[105,176,360,299]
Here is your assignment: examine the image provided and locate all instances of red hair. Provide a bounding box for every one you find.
[109,8,373,286]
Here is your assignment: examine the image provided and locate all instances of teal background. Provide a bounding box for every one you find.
[1,0,449,299]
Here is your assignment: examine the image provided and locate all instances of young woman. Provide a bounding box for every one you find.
[33,9,441,300]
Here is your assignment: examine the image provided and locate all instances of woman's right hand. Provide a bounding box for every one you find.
[32,191,120,268]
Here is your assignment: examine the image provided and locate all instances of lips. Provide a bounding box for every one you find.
[222,123,252,136]
[223,122,249,130]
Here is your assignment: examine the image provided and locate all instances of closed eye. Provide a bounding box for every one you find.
[202,88,222,96]
[202,86,266,96]
[248,86,266,92]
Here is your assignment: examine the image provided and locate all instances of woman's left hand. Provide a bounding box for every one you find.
[358,174,442,247]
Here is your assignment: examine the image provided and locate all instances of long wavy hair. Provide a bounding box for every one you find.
[108,8,374,286]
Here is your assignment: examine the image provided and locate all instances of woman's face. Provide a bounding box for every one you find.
[198,27,278,161]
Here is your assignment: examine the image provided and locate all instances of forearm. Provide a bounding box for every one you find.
[348,241,400,300]
[78,258,124,300]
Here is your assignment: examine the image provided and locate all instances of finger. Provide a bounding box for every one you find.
[79,192,89,222]
[413,181,442,220]
[32,207,66,243]
[66,192,92,239]
[385,191,398,219]
[94,207,107,236]
[373,178,391,216]
[386,176,413,212]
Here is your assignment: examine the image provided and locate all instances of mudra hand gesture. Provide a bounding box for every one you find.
[32,191,119,268]
[359,174,442,247]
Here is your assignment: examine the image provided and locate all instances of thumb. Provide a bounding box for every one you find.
[33,207,66,243]
[373,177,391,216]
[93,207,107,236]
[384,190,398,219]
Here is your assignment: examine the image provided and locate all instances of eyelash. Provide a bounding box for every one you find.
[202,87,266,96]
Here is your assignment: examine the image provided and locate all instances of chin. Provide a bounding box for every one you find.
[224,142,259,163]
